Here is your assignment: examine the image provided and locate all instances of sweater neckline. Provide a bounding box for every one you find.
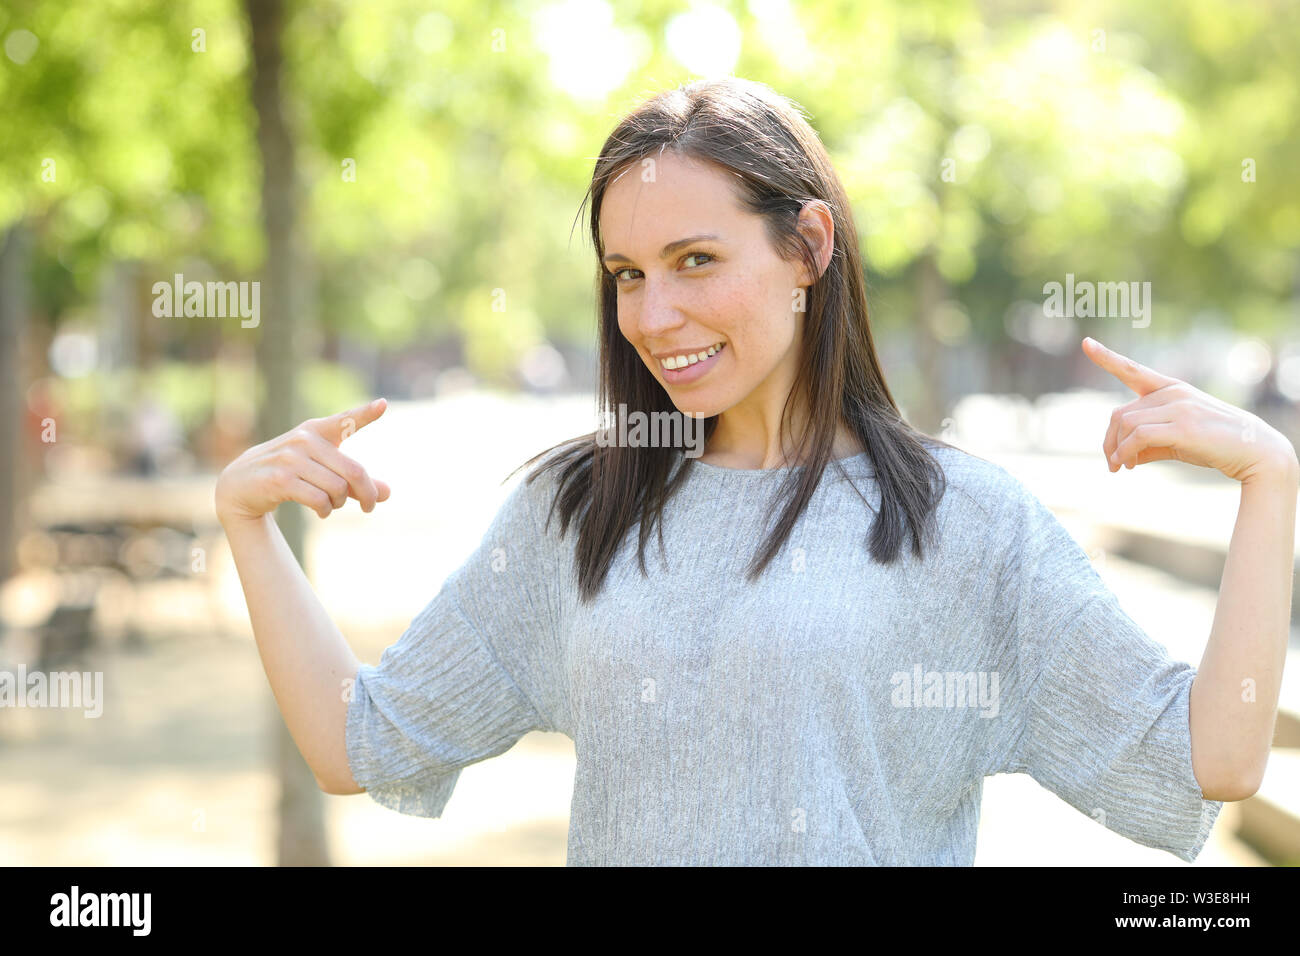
[683,450,874,480]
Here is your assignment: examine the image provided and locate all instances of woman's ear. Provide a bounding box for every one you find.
[793,199,834,287]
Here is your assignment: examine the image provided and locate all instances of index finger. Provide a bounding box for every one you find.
[1082,338,1176,397]
[314,397,388,444]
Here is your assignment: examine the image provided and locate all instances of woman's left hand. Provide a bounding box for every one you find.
[1082,337,1299,484]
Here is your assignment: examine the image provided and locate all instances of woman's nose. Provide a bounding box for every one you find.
[636,275,686,337]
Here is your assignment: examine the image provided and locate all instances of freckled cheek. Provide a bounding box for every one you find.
[714,281,788,356]
[701,279,762,341]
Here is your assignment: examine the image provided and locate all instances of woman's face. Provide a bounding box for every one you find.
[599,151,821,419]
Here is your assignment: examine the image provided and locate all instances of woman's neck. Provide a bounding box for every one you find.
[698,421,864,470]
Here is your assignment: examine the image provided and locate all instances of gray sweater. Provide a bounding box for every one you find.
[344,444,1222,865]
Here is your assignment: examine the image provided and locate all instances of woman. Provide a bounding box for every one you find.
[216,77,1298,865]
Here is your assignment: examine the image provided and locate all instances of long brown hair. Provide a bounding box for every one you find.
[515,77,956,603]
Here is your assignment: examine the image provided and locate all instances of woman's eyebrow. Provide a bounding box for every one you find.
[602,233,722,265]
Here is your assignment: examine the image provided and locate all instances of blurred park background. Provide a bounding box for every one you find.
[1,0,1298,866]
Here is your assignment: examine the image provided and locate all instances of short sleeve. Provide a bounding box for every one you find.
[344,466,571,818]
[984,473,1223,863]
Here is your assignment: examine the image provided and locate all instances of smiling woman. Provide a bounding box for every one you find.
[267,77,1235,866]
[529,77,959,603]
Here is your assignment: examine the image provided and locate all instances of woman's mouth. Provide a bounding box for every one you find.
[657,342,725,384]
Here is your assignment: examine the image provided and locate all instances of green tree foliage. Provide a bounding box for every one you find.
[3,0,1297,381]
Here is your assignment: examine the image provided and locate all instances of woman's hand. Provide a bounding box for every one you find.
[215,398,392,525]
[1083,337,1299,484]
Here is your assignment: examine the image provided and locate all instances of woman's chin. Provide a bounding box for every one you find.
[670,404,718,420]
[662,378,742,420]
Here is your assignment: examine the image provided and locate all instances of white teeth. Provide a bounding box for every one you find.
[660,342,724,371]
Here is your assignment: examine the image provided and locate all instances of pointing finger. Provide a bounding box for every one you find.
[1082,338,1177,397]
[313,397,388,445]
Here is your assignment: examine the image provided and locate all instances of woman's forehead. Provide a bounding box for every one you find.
[601,157,746,237]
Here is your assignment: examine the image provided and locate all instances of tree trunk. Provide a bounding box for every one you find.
[0,225,29,586]
[245,0,329,867]
[912,250,948,435]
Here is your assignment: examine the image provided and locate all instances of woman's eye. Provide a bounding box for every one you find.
[611,252,714,284]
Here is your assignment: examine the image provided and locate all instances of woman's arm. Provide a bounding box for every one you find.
[222,511,364,794]
[1085,336,1299,800]
[215,398,393,794]
[1191,453,1299,800]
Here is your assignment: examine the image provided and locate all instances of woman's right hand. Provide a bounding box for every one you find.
[215,398,392,525]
